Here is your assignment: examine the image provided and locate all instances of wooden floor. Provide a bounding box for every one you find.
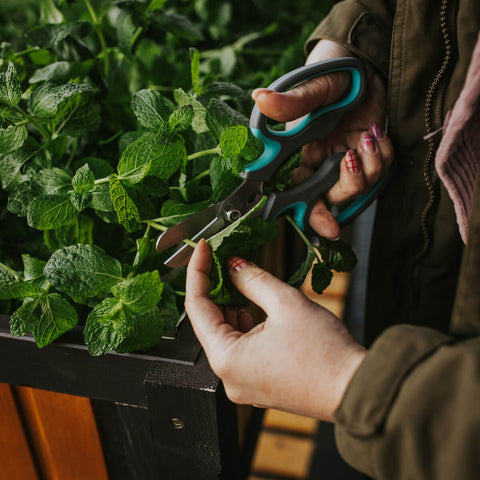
[248,271,350,480]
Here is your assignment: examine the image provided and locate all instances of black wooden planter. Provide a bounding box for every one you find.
[0,314,262,480]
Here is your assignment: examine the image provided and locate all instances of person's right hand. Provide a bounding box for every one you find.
[252,40,394,239]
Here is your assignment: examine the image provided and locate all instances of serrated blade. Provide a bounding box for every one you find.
[156,204,219,252]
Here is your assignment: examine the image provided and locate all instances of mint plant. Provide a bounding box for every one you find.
[0,0,353,355]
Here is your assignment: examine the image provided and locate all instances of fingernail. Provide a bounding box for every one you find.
[227,256,250,272]
[252,88,273,100]
[345,149,361,174]
[370,121,384,140]
[361,132,376,153]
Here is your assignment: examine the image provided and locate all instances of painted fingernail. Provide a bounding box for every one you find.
[362,132,376,153]
[227,256,250,272]
[370,121,384,140]
[346,149,361,174]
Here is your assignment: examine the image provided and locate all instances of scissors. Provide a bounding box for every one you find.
[156,57,390,268]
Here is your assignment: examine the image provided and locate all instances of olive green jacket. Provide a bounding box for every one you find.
[307,1,480,478]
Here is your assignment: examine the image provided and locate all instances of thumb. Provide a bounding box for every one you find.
[226,256,298,315]
[252,71,350,123]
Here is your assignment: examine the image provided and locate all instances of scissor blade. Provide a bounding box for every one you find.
[164,215,226,268]
[156,204,219,252]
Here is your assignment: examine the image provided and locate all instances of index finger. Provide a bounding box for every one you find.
[185,239,239,353]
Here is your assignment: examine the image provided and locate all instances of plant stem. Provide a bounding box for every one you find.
[94,177,110,185]
[13,46,40,59]
[187,145,221,161]
[187,169,210,184]
[285,215,323,263]
[85,0,110,78]
[14,107,51,144]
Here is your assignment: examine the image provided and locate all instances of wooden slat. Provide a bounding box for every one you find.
[251,431,315,479]
[0,384,39,479]
[262,409,317,436]
[14,386,108,480]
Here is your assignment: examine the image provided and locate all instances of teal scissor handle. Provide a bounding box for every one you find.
[245,57,367,183]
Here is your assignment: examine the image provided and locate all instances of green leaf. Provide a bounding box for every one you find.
[0,62,21,107]
[91,183,115,212]
[44,244,123,298]
[311,262,333,295]
[160,199,211,227]
[22,254,48,289]
[151,11,203,41]
[111,271,163,314]
[29,61,72,84]
[0,125,28,154]
[28,82,94,119]
[158,283,179,334]
[117,133,185,184]
[40,0,64,23]
[10,293,78,347]
[205,99,248,140]
[168,105,194,132]
[190,47,201,95]
[318,238,358,272]
[27,194,78,230]
[207,196,267,250]
[109,175,142,232]
[70,191,92,211]
[220,124,248,159]
[84,298,129,356]
[54,215,94,247]
[36,168,72,194]
[115,9,136,54]
[288,249,316,287]
[130,89,171,131]
[209,155,241,202]
[72,164,95,194]
[174,88,208,133]
[26,21,91,49]
[115,307,164,353]
[7,181,43,217]
[133,237,153,268]
[0,280,44,300]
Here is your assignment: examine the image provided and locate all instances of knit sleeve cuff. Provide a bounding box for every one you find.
[305,1,391,78]
[333,325,451,475]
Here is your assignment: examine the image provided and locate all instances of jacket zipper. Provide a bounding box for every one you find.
[415,0,455,262]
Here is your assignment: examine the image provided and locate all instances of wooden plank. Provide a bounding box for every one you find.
[251,431,315,479]
[14,386,108,480]
[262,409,317,436]
[0,384,38,480]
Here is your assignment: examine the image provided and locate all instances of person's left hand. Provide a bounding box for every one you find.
[185,239,367,421]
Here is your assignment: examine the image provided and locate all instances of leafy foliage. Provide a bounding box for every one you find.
[0,0,347,354]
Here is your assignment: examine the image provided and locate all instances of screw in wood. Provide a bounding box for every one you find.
[171,417,184,430]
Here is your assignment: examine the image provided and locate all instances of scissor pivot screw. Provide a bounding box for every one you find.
[226,209,242,222]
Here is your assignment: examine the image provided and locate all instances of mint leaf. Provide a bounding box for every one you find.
[29,61,72,84]
[72,164,95,194]
[22,254,48,289]
[70,191,92,211]
[318,237,358,272]
[0,62,21,107]
[158,283,179,334]
[91,183,115,212]
[288,249,316,287]
[28,82,94,119]
[208,195,267,250]
[54,215,94,247]
[205,98,248,140]
[0,125,28,154]
[174,88,208,133]
[26,21,91,49]
[131,89,171,131]
[84,298,129,356]
[117,133,185,184]
[115,307,164,353]
[37,168,72,194]
[44,244,123,298]
[152,11,203,41]
[220,124,248,159]
[111,271,163,313]
[8,181,43,217]
[0,280,44,300]
[160,199,210,227]
[168,105,194,132]
[10,293,78,347]
[109,175,142,232]
[27,194,78,230]
[311,262,334,295]
[209,155,241,202]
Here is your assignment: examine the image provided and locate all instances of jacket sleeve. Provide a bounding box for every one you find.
[305,1,395,78]
[333,325,480,479]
